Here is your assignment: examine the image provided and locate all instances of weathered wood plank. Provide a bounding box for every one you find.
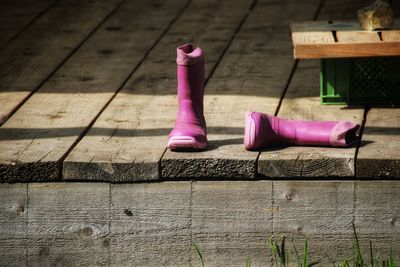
[191,181,272,267]
[290,21,336,45]
[63,0,255,181]
[26,183,110,266]
[110,182,191,266]
[0,0,56,48]
[273,181,354,265]
[0,0,187,182]
[258,0,364,178]
[336,30,381,43]
[354,181,400,262]
[1,181,400,265]
[0,0,122,125]
[382,30,400,41]
[161,0,322,179]
[356,109,400,178]
[0,184,27,266]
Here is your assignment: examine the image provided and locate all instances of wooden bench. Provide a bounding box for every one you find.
[290,20,400,105]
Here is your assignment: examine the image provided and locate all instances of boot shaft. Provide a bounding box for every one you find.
[176,44,205,125]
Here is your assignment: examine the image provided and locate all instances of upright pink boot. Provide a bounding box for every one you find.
[244,111,360,150]
[168,44,208,150]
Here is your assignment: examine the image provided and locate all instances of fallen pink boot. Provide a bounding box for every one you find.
[244,111,360,150]
[168,44,208,150]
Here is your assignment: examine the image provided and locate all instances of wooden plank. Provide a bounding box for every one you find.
[292,31,335,45]
[161,0,322,179]
[110,182,191,266]
[191,181,272,266]
[0,184,27,266]
[336,31,381,43]
[273,181,354,265]
[354,181,400,262]
[63,0,256,181]
[382,30,400,41]
[0,0,121,125]
[0,0,56,48]
[0,181,400,265]
[356,109,400,178]
[294,42,400,58]
[27,183,110,266]
[258,60,362,178]
[0,0,187,182]
[290,21,338,46]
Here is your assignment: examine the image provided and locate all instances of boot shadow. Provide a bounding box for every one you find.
[207,138,244,151]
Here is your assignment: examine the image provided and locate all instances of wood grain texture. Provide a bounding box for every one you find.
[273,181,354,265]
[382,30,400,41]
[290,21,336,45]
[110,182,191,266]
[27,183,110,266]
[0,181,400,265]
[161,0,322,179]
[258,60,362,178]
[0,0,56,48]
[63,0,255,182]
[191,181,272,267]
[336,31,381,43]
[0,0,121,125]
[0,0,186,182]
[0,184,27,266]
[294,42,400,58]
[356,109,400,178]
[354,181,400,262]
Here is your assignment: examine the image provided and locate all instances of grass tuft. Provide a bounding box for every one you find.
[192,224,397,267]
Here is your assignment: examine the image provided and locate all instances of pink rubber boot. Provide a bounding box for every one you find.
[244,111,360,150]
[168,44,208,150]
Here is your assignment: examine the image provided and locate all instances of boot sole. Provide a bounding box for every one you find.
[168,136,208,151]
[244,111,256,150]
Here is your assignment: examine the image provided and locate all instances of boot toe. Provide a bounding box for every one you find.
[168,125,208,150]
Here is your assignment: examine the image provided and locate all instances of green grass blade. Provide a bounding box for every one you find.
[352,223,363,267]
[246,256,251,267]
[270,237,279,267]
[304,239,308,267]
[192,242,205,267]
[388,248,395,267]
[370,240,374,267]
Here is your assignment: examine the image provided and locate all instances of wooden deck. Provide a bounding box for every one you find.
[0,0,399,182]
[1,0,400,265]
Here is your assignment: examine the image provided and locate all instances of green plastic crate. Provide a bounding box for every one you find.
[320,57,400,105]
